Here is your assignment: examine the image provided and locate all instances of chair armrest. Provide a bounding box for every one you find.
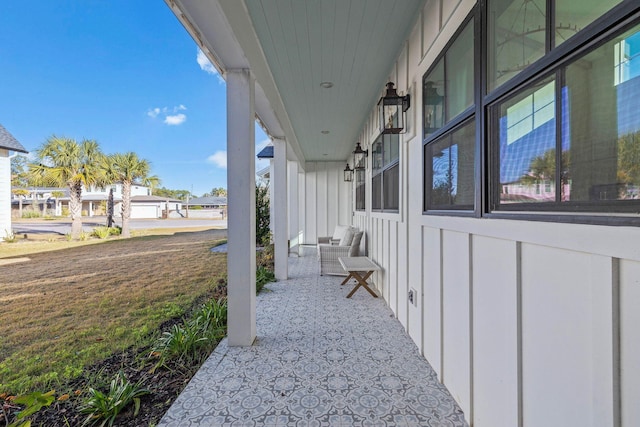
[318,244,351,258]
[317,236,332,245]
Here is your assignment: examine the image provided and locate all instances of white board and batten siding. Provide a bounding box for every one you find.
[298,161,352,246]
[0,150,11,235]
[308,0,640,426]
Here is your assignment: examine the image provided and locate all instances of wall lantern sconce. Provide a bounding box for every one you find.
[343,163,354,182]
[424,81,444,134]
[378,82,411,134]
[353,142,368,170]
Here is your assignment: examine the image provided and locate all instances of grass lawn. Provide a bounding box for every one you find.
[0,228,227,394]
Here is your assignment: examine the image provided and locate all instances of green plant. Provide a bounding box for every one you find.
[79,371,149,427]
[21,211,41,219]
[64,233,72,242]
[108,226,121,236]
[2,390,56,427]
[255,184,270,245]
[3,230,17,243]
[153,322,208,367]
[152,298,227,367]
[61,207,70,217]
[78,231,89,241]
[256,266,275,293]
[92,227,111,239]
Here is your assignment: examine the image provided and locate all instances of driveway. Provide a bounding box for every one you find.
[12,216,227,235]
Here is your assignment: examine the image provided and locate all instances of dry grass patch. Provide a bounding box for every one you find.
[0,229,227,394]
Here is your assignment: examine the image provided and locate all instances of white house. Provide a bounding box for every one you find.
[167,1,640,426]
[11,183,181,219]
[0,124,28,235]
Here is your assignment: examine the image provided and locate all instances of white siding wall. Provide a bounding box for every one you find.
[0,151,11,235]
[299,161,352,245]
[323,0,640,426]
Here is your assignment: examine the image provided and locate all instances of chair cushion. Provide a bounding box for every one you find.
[332,225,350,241]
[339,228,355,246]
[349,231,364,257]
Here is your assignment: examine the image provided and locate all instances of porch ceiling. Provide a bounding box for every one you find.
[166,0,425,163]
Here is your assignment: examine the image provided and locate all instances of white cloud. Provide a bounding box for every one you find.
[207,151,227,169]
[148,106,188,125]
[147,107,161,118]
[197,49,217,74]
[197,49,225,84]
[164,113,187,126]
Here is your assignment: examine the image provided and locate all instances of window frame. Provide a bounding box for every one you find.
[371,133,400,213]
[487,6,640,221]
[355,168,366,212]
[423,10,481,216]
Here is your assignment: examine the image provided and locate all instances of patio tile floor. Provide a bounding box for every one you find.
[159,256,468,427]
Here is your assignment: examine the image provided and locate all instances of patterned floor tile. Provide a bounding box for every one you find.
[158,256,468,426]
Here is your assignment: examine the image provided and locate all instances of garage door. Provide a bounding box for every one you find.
[131,204,158,219]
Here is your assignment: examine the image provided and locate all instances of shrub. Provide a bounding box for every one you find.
[79,371,149,427]
[61,207,70,217]
[3,229,17,243]
[256,266,275,293]
[78,231,89,241]
[108,226,121,236]
[189,205,203,210]
[256,184,270,245]
[21,211,41,219]
[92,227,111,239]
[152,298,227,367]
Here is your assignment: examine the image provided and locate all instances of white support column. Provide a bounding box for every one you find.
[268,159,275,235]
[226,69,256,347]
[273,139,288,280]
[288,161,299,255]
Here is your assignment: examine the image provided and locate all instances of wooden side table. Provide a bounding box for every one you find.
[338,256,381,298]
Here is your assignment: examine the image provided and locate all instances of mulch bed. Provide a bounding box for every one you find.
[3,285,229,427]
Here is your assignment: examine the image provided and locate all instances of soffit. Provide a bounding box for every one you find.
[168,0,424,163]
[244,0,424,162]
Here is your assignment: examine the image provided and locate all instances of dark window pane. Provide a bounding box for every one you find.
[565,25,640,202]
[498,77,556,204]
[372,173,382,210]
[372,138,383,173]
[446,20,475,119]
[356,170,366,211]
[384,164,399,210]
[555,0,622,47]
[488,0,546,91]
[427,119,476,209]
[424,59,445,136]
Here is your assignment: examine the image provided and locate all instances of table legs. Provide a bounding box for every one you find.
[343,270,377,298]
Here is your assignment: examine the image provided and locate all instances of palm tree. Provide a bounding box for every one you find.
[11,189,30,218]
[29,136,105,239]
[103,152,153,238]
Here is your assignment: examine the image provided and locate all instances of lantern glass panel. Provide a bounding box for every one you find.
[424,59,445,136]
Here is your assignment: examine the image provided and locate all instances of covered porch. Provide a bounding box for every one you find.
[159,255,467,426]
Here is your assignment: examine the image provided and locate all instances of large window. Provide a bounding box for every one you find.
[372,133,399,212]
[488,0,623,91]
[493,22,640,212]
[423,16,476,212]
[421,1,640,223]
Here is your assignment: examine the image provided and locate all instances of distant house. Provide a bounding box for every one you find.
[186,196,227,209]
[185,196,227,219]
[0,124,28,235]
[11,183,182,219]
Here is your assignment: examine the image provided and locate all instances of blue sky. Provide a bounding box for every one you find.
[0,1,270,197]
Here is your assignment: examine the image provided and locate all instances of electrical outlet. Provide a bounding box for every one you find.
[408,288,418,307]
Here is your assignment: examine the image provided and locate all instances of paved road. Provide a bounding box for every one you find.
[12,216,227,235]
